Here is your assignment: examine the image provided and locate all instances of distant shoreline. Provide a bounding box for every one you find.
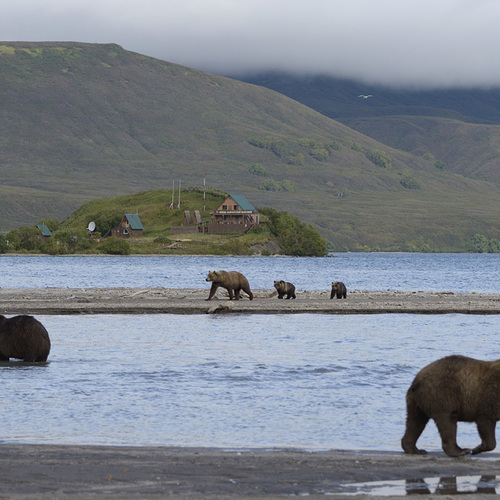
[0,288,499,315]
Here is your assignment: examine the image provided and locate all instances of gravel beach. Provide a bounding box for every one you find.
[1,444,500,498]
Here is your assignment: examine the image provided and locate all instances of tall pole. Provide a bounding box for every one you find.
[177,180,181,209]
[203,169,206,213]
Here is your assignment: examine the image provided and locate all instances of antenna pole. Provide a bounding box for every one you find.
[203,169,206,213]
[177,180,181,209]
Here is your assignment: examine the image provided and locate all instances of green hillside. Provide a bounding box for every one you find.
[235,72,500,187]
[1,42,500,251]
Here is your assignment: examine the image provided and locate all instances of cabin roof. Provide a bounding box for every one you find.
[124,213,144,230]
[229,194,256,212]
[36,223,52,237]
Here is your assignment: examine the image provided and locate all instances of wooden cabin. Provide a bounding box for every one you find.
[110,213,144,238]
[204,194,259,233]
[36,223,52,239]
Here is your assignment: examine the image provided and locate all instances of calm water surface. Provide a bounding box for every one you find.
[0,254,499,451]
[0,253,499,292]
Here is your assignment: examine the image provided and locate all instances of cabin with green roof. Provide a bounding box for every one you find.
[206,194,259,233]
[110,213,144,238]
[36,223,52,238]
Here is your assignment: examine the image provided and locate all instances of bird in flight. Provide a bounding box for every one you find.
[358,94,373,99]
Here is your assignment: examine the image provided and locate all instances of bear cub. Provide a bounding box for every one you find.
[0,315,51,362]
[330,281,347,299]
[274,280,296,299]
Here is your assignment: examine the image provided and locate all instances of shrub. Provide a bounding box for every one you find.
[400,174,421,190]
[366,149,392,168]
[467,234,500,253]
[54,229,93,253]
[6,226,43,252]
[249,163,269,176]
[100,237,131,255]
[258,179,296,192]
[259,207,327,256]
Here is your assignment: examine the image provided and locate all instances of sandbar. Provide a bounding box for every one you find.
[0,287,499,315]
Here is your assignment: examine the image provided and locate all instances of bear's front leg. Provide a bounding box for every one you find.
[206,283,219,301]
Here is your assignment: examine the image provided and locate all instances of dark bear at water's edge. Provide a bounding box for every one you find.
[205,270,253,301]
[274,280,296,299]
[402,355,500,457]
[0,315,51,362]
[330,281,347,299]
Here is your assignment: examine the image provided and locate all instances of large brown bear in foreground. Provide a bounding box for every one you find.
[330,281,347,299]
[205,270,253,301]
[402,355,500,457]
[0,315,51,362]
[274,280,296,299]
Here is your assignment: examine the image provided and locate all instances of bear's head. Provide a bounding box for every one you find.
[206,271,218,282]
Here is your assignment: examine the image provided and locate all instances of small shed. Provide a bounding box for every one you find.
[110,213,144,238]
[36,223,52,238]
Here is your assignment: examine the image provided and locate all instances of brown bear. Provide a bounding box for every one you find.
[0,315,51,362]
[401,355,500,457]
[205,270,253,301]
[330,281,347,299]
[274,280,296,299]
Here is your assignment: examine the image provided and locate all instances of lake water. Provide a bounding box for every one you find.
[0,253,499,452]
[1,252,499,292]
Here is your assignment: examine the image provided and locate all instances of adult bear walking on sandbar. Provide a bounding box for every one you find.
[205,270,253,301]
[0,315,51,362]
[402,355,500,457]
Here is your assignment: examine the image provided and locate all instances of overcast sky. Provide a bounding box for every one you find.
[2,0,500,88]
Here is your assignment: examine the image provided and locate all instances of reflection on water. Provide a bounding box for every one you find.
[1,313,500,449]
[341,475,500,496]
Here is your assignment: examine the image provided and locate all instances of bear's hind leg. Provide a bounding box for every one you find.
[434,414,470,456]
[472,419,497,455]
[401,406,429,455]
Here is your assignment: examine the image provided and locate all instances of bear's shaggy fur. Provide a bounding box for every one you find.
[0,315,51,362]
[274,280,296,299]
[330,281,347,299]
[402,355,500,457]
[205,270,253,301]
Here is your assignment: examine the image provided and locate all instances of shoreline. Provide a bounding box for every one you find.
[0,444,499,498]
[0,287,499,315]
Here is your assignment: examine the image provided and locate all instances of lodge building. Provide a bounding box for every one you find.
[204,194,259,233]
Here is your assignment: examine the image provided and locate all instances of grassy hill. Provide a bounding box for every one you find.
[233,72,500,186]
[1,42,500,251]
